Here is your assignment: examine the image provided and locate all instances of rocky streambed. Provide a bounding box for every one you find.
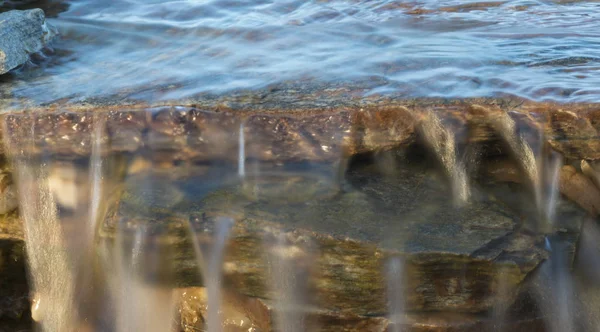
[0,94,599,331]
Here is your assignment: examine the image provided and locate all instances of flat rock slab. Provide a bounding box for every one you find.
[105,151,584,316]
[0,9,57,74]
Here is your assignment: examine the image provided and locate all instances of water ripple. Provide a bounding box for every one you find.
[4,0,600,104]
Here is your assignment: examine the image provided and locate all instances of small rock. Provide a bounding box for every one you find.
[0,9,57,74]
[177,287,259,332]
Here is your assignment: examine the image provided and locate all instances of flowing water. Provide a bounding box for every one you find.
[1,0,600,331]
[201,217,234,332]
[238,122,245,178]
[1,0,600,105]
[386,256,406,332]
[3,105,595,331]
[266,233,310,332]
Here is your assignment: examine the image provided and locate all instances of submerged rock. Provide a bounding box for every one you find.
[106,150,584,317]
[0,9,57,75]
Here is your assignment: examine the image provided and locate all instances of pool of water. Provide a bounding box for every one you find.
[2,0,600,106]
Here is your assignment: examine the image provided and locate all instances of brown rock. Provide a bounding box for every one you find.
[581,159,600,190]
[175,287,545,332]
[176,287,259,332]
[108,154,585,316]
[0,173,17,215]
[3,98,600,161]
[559,165,600,216]
[544,109,600,160]
[482,160,600,216]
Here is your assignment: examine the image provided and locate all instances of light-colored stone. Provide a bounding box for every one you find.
[0,9,57,74]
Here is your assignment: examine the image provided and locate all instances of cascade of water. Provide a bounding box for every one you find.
[539,151,573,331]
[537,238,576,332]
[206,217,234,332]
[15,160,77,331]
[484,111,541,220]
[73,116,106,326]
[543,153,562,229]
[419,113,470,206]
[267,233,310,332]
[5,117,77,331]
[239,122,246,178]
[491,264,516,332]
[87,116,104,246]
[111,222,176,332]
[386,256,406,332]
[187,216,235,332]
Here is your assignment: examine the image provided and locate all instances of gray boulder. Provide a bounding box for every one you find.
[0,9,57,75]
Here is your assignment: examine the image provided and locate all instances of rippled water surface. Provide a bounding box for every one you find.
[3,0,600,104]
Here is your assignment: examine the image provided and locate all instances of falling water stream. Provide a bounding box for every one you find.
[238,122,246,179]
[538,153,575,332]
[386,256,406,332]
[419,112,470,206]
[112,224,177,332]
[13,158,76,331]
[267,233,310,332]
[205,218,234,332]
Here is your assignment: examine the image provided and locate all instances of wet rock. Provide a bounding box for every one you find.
[559,165,600,216]
[175,286,546,332]
[543,109,600,160]
[0,9,57,74]
[581,159,600,190]
[177,287,259,332]
[1,1,71,19]
[110,154,584,316]
[0,173,17,214]
[239,297,547,332]
[106,110,147,152]
[483,159,600,216]
[4,99,600,162]
[1,107,408,166]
